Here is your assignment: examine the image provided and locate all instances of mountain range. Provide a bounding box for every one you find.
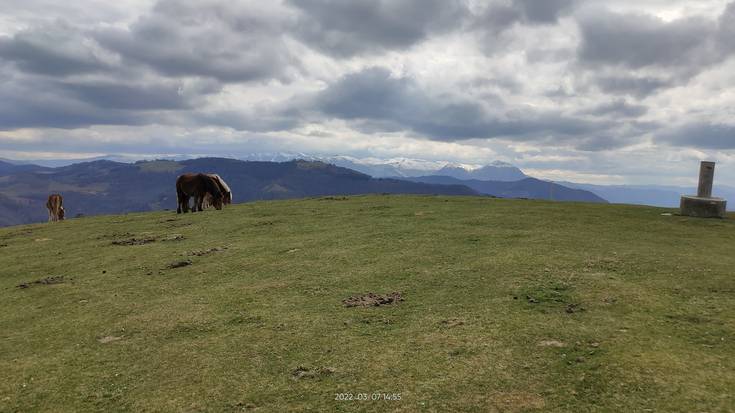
[400,176,607,204]
[5,153,727,227]
[0,158,480,227]
[559,182,735,208]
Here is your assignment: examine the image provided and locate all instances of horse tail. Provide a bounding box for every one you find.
[175,176,186,213]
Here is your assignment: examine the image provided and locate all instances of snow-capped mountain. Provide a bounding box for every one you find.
[299,155,527,181]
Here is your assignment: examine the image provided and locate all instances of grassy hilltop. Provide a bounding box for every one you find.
[1,196,734,412]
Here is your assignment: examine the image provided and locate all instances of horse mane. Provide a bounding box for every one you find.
[210,174,232,201]
[211,174,231,195]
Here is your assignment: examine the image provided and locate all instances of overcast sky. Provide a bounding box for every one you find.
[0,0,733,185]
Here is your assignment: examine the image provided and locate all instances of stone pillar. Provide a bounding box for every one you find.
[680,161,727,218]
[697,161,715,198]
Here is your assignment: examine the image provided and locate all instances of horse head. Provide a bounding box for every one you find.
[202,174,224,210]
[211,194,224,210]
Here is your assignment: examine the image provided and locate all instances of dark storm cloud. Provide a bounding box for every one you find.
[287,0,468,57]
[310,67,621,148]
[0,22,111,76]
[94,0,298,82]
[657,123,735,150]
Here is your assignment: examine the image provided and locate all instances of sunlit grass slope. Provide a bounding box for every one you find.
[1,195,734,412]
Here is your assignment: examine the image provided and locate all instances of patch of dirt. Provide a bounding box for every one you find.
[342,292,403,308]
[98,335,124,344]
[162,234,185,242]
[602,296,618,304]
[440,318,465,328]
[233,402,258,410]
[538,340,566,348]
[490,392,545,412]
[253,220,277,227]
[34,238,51,242]
[565,303,585,314]
[189,247,226,256]
[112,237,156,246]
[17,276,67,289]
[167,260,192,269]
[584,256,623,272]
[291,366,335,379]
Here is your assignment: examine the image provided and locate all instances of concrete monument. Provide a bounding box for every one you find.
[680,161,727,218]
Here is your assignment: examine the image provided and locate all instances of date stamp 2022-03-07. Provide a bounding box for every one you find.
[334,392,402,402]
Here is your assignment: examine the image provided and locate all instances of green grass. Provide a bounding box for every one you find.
[1,195,734,412]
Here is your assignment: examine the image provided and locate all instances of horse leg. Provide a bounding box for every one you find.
[193,195,201,212]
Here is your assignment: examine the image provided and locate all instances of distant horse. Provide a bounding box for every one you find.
[176,174,224,213]
[202,174,232,209]
[46,194,65,222]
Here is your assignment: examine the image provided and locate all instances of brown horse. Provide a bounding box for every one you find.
[46,194,65,222]
[176,174,224,213]
[202,174,232,209]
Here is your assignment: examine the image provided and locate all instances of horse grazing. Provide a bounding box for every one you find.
[46,194,65,222]
[176,173,224,213]
[203,174,233,209]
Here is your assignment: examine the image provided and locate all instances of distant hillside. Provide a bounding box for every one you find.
[401,176,607,203]
[0,158,478,226]
[0,160,48,176]
[559,182,735,208]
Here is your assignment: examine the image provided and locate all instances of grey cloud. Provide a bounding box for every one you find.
[578,3,735,97]
[287,0,469,57]
[310,67,622,149]
[0,79,149,130]
[193,109,300,133]
[471,0,579,56]
[577,10,715,70]
[582,99,648,118]
[94,0,298,82]
[594,75,673,98]
[0,69,217,129]
[576,2,735,90]
[0,22,112,76]
[514,0,578,24]
[473,0,578,34]
[657,123,735,149]
[718,2,735,54]
[57,81,194,110]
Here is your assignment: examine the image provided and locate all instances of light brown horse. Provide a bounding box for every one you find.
[46,194,65,222]
[202,174,232,209]
[176,174,224,213]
